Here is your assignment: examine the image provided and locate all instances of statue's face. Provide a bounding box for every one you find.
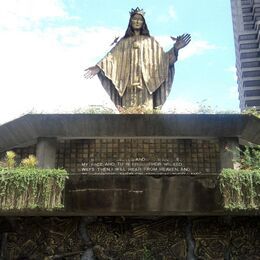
[131,14,144,30]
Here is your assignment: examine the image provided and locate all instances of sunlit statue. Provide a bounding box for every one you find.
[84,7,191,110]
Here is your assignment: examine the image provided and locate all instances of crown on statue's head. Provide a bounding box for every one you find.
[129,7,145,17]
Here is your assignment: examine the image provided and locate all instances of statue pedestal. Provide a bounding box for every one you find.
[0,113,259,216]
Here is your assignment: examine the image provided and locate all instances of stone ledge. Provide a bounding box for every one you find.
[0,114,259,151]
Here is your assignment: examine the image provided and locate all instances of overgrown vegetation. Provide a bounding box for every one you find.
[243,107,260,119]
[21,100,260,115]
[237,144,260,170]
[73,105,115,114]
[219,169,260,210]
[18,100,222,115]
[0,152,68,210]
[118,105,161,114]
[219,144,260,211]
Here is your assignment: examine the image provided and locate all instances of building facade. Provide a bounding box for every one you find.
[231,0,260,111]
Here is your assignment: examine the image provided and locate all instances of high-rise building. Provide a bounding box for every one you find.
[230,0,260,111]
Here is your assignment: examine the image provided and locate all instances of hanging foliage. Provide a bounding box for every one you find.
[220,143,260,211]
[219,169,260,210]
[0,152,68,211]
[237,144,260,170]
[0,167,68,210]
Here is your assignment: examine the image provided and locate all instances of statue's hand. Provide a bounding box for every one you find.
[84,65,100,79]
[172,33,191,51]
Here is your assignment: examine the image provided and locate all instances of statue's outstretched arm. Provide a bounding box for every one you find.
[168,34,191,65]
[173,34,191,51]
[84,65,101,79]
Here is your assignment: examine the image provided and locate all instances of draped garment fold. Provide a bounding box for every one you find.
[97,35,176,108]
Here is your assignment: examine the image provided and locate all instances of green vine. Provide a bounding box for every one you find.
[219,169,260,211]
[0,167,68,210]
[0,152,68,210]
[220,143,260,211]
[237,144,260,170]
[242,107,260,119]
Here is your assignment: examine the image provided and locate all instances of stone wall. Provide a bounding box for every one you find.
[5,138,221,175]
[56,138,220,174]
[0,216,259,259]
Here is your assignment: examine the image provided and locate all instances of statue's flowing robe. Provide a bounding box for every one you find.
[97,35,177,108]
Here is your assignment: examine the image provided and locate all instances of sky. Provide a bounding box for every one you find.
[0,0,238,124]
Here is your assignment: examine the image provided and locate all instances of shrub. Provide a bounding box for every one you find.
[0,152,68,210]
[219,169,260,211]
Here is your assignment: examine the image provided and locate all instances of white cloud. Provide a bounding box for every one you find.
[179,40,216,61]
[0,25,122,124]
[226,66,236,73]
[168,6,177,20]
[0,0,67,30]
[226,67,238,99]
[226,66,237,81]
[229,86,239,99]
[157,5,177,23]
[155,36,216,60]
[162,99,199,113]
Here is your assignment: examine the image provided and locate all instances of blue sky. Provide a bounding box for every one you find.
[0,0,238,124]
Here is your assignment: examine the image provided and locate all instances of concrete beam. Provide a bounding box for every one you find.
[0,114,259,152]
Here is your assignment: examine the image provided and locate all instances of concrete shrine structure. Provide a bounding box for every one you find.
[0,114,259,258]
[0,5,260,257]
[0,113,259,216]
[0,113,259,259]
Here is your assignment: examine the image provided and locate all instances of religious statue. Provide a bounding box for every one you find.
[84,7,191,110]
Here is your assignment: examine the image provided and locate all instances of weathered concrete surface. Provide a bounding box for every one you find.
[36,137,57,168]
[65,174,222,216]
[0,114,259,151]
[1,174,259,217]
[0,175,226,216]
